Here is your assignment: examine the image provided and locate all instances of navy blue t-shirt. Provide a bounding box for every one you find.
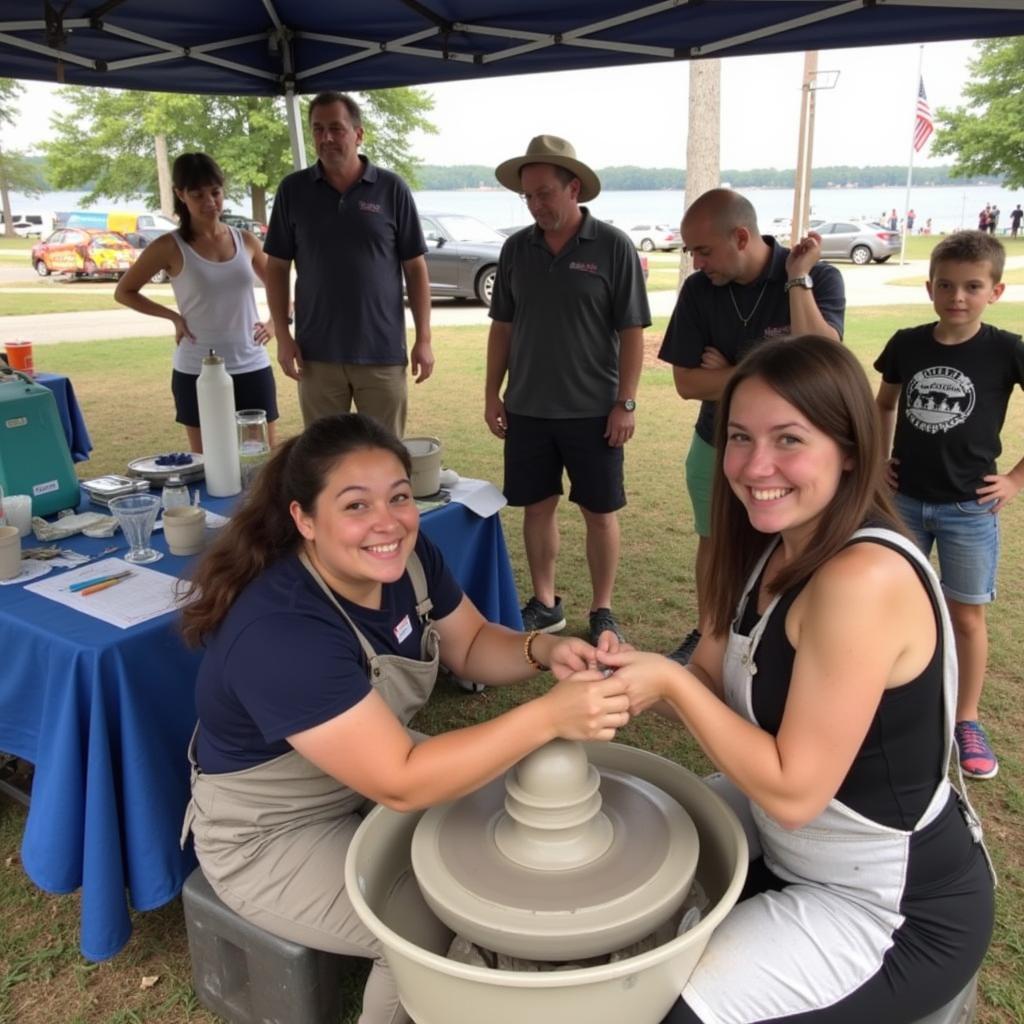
[195,533,462,773]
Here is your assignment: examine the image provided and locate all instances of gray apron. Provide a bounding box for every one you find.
[683,527,992,1024]
[180,551,439,961]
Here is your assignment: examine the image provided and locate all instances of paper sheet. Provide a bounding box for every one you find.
[25,557,185,629]
[447,477,506,518]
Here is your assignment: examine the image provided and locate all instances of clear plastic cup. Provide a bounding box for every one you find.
[109,493,163,564]
[236,409,270,489]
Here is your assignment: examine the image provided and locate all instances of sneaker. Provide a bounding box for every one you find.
[954,720,999,780]
[588,607,625,646]
[521,595,566,634]
[667,628,702,666]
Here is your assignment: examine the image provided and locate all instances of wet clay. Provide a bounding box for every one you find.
[411,740,700,960]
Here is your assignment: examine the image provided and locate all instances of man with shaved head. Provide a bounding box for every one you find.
[659,188,846,664]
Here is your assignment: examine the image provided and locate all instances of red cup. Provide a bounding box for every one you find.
[4,340,34,376]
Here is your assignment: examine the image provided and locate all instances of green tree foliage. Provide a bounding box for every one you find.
[932,38,1024,189]
[1,78,46,237]
[41,86,436,218]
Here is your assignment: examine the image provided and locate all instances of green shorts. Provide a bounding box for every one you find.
[684,433,715,538]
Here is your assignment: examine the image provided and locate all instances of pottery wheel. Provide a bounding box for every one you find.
[411,740,699,961]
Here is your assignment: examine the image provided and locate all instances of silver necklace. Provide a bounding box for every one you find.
[728,281,769,327]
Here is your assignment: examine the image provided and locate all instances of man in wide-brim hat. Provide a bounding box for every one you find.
[484,134,651,648]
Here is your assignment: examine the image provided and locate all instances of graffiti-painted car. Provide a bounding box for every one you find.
[31,229,137,280]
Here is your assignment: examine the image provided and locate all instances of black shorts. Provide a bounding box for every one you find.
[171,366,279,428]
[503,412,625,514]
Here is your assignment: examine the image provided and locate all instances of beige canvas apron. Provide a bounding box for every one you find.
[180,551,439,1024]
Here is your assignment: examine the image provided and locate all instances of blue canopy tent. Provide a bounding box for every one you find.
[3,1,1024,165]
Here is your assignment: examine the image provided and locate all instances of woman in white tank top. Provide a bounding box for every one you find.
[115,152,278,452]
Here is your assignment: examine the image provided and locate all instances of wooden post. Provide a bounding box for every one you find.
[680,57,721,287]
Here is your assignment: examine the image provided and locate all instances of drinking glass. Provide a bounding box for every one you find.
[109,493,163,564]
[236,408,270,489]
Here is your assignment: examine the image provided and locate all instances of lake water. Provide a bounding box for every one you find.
[10,183,1024,236]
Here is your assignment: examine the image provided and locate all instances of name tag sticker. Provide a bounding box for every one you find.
[33,479,59,496]
[394,614,412,644]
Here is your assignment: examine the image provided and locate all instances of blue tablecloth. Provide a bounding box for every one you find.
[36,372,93,463]
[0,487,520,961]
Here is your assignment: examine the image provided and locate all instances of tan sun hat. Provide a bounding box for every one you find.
[495,135,601,203]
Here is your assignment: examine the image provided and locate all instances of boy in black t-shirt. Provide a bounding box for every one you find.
[875,231,1024,780]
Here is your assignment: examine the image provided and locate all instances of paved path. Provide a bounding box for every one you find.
[3,256,1023,346]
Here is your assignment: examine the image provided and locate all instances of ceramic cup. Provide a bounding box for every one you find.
[162,506,207,556]
[0,525,22,580]
[3,495,32,538]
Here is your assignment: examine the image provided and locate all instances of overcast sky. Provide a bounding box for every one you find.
[5,38,979,171]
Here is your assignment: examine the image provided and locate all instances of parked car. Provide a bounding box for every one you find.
[815,220,900,265]
[625,223,682,252]
[121,229,173,282]
[420,212,505,305]
[220,212,268,238]
[1,212,56,238]
[31,228,136,279]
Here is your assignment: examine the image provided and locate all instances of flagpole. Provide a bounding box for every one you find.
[900,45,925,266]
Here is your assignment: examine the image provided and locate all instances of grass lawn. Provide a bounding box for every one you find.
[2,305,1023,1023]
[885,267,1024,288]
[0,287,176,316]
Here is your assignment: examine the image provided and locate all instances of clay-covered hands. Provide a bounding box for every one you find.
[785,231,824,279]
[543,669,631,742]
[546,633,631,680]
[884,456,900,490]
[595,648,689,718]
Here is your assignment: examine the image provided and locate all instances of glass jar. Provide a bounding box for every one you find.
[161,475,191,511]
[236,408,270,489]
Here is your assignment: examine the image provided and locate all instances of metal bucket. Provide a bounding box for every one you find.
[346,742,748,1024]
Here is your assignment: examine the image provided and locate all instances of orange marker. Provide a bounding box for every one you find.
[80,574,132,596]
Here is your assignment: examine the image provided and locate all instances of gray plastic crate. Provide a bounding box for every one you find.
[182,867,349,1024]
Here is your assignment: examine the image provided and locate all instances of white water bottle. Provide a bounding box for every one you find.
[197,351,241,497]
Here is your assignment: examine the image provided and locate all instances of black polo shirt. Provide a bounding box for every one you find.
[489,209,651,419]
[265,157,426,366]
[658,237,846,443]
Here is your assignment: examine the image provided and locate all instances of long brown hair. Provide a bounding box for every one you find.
[701,335,905,636]
[172,152,225,244]
[180,414,412,647]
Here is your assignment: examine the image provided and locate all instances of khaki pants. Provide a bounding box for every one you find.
[299,361,408,438]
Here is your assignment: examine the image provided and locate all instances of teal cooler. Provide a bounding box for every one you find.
[0,367,80,515]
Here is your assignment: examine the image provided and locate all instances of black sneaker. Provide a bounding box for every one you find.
[667,628,702,666]
[589,608,625,646]
[521,596,566,633]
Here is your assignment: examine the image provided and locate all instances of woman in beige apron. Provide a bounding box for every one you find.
[601,337,994,1023]
[178,413,630,1024]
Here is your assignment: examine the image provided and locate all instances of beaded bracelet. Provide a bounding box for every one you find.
[523,629,549,672]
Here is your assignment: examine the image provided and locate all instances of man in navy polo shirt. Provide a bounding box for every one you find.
[660,188,846,665]
[485,136,651,646]
[265,92,433,437]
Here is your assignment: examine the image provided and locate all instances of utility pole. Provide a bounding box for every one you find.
[790,55,838,243]
[680,57,721,286]
[154,134,174,217]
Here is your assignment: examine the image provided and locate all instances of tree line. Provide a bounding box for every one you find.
[416,164,1001,191]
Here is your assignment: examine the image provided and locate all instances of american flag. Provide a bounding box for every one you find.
[913,78,934,152]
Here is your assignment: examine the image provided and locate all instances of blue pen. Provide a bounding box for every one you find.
[68,570,132,593]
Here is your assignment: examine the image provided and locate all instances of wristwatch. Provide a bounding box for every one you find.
[785,275,814,292]
[619,398,637,412]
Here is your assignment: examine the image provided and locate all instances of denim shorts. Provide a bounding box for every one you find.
[892,492,999,605]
